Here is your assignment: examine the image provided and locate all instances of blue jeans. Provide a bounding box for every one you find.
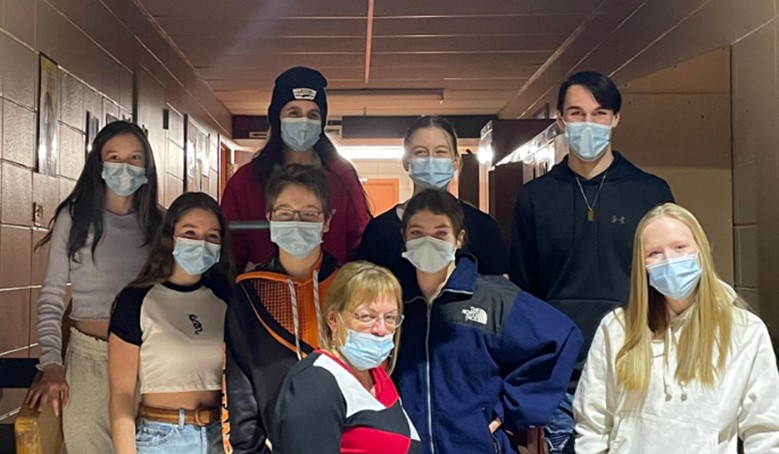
[544,392,575,454]
[136,412,222,454]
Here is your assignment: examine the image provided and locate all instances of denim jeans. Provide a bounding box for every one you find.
[544,392,575,454]
[136,411,223,454]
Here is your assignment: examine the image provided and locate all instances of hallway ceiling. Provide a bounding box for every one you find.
[137,0,648,118]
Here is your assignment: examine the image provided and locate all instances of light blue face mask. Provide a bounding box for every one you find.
[280,117,322,152]
[564,121,612,161]
[408,157,456,190]
[340,329,394,371]
[270,221,323,258]
[101,162,148,196]
[646,253,702,300]
[402,236,456,273]
[172,237,221,276]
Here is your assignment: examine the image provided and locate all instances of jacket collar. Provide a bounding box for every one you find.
[402,253,478,305]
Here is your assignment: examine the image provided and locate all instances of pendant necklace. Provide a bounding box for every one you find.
[575,172,607,222]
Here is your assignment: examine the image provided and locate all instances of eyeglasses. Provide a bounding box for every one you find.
[271,208,324,222]
[352,312,405,328]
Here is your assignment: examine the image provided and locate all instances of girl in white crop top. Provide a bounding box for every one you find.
[109,192,233,454]
[24,121,163,453]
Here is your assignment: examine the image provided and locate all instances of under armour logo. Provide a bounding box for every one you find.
[611,216,626,224]
[189,314,203,335]
[462,306,488,325]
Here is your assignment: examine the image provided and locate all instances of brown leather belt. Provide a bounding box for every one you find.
[138,404,219,427]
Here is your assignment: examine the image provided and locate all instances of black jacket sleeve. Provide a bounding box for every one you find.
[509,189,540,295]
[223,287,268,454]
[354,218,382,264]
[273,363,345,454]
[471,210,510,276]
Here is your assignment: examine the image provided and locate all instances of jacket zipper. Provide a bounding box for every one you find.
[425,301,435,454]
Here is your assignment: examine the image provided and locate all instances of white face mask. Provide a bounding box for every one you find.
[402,236,456,273]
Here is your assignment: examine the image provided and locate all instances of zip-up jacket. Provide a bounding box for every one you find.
[393,255,583,454]
[222,252,339,453]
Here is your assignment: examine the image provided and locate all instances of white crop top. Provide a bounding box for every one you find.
[109,280,228,393]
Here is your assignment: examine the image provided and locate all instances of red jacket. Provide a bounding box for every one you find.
[221,159,371,271]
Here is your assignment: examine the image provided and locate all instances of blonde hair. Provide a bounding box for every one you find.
[616,203,741,392]
[321,261,403,373]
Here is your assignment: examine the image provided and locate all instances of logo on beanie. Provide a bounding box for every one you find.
[292,88,317,100]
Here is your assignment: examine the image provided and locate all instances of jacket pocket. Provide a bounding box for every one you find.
[610,413,717,454]
[135,419,178,448]
[481,407,502,454]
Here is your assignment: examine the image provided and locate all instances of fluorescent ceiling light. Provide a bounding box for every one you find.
[338,145,404,160]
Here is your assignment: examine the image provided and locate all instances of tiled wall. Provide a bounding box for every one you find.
[0,0,229,422]
[731,17,779,329]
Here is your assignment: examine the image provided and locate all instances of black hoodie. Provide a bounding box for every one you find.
[509,151,673,384]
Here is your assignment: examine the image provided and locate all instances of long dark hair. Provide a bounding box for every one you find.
[132,192,233,287]
[252,123,343,183]
[35,121,162,261]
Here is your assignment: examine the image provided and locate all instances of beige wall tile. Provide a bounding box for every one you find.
[0,288,31,354]
[32,172,59,230]
[58,126,85,181]
[0,227,32,287]
[733,160,758,225]
[732,25,776,164]
[61,73,85,131]
[0,37,38,109]
[30,230,49,287]
[1,162,33,226]
[737,287,760,312]
[735,225,759,288]
[3,0,35,47]
[2,100,36,169]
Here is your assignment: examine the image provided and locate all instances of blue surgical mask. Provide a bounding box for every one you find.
[646,253,702,300]
[280,117,322,152]
[408,157,455,190]
[172,237,221,275]
[564,121,612,161]
[402,236,456,273]
[101,162,148,196]
[340,329,394,371]
[270,221,323,258]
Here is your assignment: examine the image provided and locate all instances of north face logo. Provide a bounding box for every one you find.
[462,306,488,325]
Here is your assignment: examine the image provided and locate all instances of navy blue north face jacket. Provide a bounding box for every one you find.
[393,255,582,454]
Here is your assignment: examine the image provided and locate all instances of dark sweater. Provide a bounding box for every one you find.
[509,151,673,387]
[356,200,509,276]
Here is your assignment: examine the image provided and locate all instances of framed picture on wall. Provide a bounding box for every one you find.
[106,112,119,125]
[85,111,100,157]
[184,114,209,192]
[37,54,60,176]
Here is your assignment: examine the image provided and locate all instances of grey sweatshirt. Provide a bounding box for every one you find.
[36,209,151,366]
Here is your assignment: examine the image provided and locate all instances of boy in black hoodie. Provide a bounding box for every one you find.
[509,71,674,453]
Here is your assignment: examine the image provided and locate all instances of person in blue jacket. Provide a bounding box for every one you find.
[392,188,583,454]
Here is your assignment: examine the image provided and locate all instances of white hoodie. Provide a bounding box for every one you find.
[574,290,779,453]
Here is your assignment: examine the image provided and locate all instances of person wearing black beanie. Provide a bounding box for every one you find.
[220,66,371,275]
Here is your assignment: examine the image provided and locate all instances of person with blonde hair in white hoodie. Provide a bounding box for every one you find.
[574,202,779,453]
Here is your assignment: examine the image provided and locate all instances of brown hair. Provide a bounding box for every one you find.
[401,188,466,240]
[265,164,332,219]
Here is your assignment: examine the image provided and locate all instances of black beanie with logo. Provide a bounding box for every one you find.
[267,66,328,128]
